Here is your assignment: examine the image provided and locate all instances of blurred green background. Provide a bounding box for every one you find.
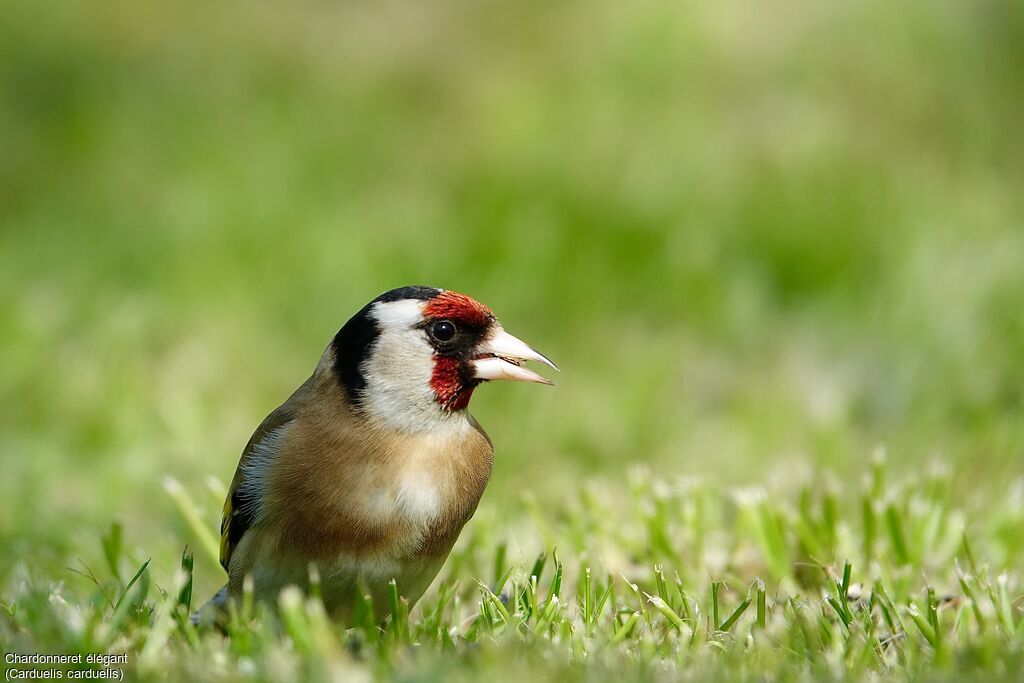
[1,0,1022,595]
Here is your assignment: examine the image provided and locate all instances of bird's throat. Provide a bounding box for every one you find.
[430,357,477,411]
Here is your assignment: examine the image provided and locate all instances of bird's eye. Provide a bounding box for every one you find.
[430,320,457,343]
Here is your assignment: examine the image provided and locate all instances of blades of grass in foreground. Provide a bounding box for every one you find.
[718,596,751,633]
[755,579,767,630]
[176,547,193,615]
[646,593,684,632]
[101,522,123,584]
[15,458,1024,680]
[885,503,911,566]
[164,476,220,568]
[610,611,640,644]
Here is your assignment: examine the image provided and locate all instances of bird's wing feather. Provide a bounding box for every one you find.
[220,404,296,570]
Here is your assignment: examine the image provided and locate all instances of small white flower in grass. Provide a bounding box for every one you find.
[1007,480,1024,511]
[163,475,182,495]
[48,588,85,636]
[909,496,930,517]
[205,475,227,499]
[210,651,229,670]
[328,661,372,683]
[670,475,703,497]
[279,585,304,611]
[265,644,298,682]
[237,658,256,677]
[733,487,767,506]
[650,478,673,499]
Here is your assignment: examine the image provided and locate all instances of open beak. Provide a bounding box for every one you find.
[472,327,559,385]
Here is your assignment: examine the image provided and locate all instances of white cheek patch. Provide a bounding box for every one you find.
[361,335,437,431]
[361,299,453,432]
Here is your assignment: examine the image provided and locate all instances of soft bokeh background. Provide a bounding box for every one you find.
[2,0,1022,597]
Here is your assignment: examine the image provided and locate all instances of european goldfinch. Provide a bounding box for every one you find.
[194,286,556,625]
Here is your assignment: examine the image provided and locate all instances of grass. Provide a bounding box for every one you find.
[2,0,1023,679]
[3,457,1022,681]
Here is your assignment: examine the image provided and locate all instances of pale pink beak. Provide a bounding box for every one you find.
[471,327,558,385]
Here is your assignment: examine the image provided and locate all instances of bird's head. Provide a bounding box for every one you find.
[330,286,557,431]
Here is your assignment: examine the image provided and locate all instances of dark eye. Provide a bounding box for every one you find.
[430,320,457,343]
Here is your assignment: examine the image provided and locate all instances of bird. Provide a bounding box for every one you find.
[193,285,557,626]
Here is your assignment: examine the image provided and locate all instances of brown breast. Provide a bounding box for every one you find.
[262,372,494,563]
